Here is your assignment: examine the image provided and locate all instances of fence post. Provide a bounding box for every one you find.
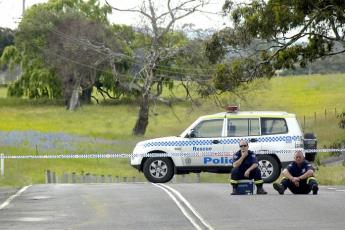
[86,173,91,183]
[172,175,176,183]
[181,174,186,183]
[325,108,327,119]
[196,173,201,183]
[45,170,51,184]
[80,172,85,183]
[0,154,4,177]
[72,172,76,183]
[92,174,97,183]
[63,172,68,183]
[52,171,56,183]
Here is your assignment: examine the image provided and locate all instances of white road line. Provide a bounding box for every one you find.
[160,184,214,230]
[152,183,203,230]
[0,185,32,210]
[153,183,214,230]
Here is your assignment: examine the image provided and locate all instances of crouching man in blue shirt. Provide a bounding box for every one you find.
[230,140,267,195]
[273,150,318,195]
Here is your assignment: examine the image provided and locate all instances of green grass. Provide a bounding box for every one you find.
[0,87,7,98]
[244,74,345,115]
[1,74,345,186]
[316,164,345,185]
[218,74,345,147]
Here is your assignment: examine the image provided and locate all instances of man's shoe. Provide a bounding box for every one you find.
[256,188,267,195]
[231,188,239,195]
[273,182,285,195]
[312,184,318,195]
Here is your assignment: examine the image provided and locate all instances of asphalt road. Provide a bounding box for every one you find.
[1,183,345,230]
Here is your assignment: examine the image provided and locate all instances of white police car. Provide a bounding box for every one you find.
[131,106,317,183]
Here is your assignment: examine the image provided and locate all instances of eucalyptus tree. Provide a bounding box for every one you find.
[1,0,126,109]
[206,0,345,91]
[106,0,212,135]
[0,27,14,58]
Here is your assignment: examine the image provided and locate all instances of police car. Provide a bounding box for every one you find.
[131,106,317,183]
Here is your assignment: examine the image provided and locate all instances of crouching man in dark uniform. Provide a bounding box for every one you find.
[273,150,318,195]
[230,140,267,195]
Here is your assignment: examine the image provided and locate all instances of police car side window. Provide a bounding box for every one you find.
[194,119,223,138]
[227,118,260,137]
[261,118,288,135]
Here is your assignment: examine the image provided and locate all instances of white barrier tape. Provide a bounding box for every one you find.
[0,148,344,159]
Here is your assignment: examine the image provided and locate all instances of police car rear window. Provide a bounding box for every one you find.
[227,118,260,137]
[261,118,288,135]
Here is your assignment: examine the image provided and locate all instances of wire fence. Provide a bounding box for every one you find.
[1,149,345,179]
[302,107,344,129]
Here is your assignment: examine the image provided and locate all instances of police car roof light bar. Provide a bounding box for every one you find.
[226,105,238,113]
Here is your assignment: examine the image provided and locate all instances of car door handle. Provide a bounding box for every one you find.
[250,138,258,142]
[212,140,220,144]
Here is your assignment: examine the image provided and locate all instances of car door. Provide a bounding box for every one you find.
[260,117,290,154]
[223,118,262,161]
[180,118,225,167]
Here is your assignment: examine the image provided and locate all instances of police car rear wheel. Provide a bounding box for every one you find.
[257,155,280,183]
[143,157,174,183]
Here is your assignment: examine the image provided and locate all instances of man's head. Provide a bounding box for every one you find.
[239,140,249,152]
[294,150,305,164]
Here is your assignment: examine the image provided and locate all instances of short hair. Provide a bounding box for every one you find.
[239,140,249,145]
[294,150,305,157]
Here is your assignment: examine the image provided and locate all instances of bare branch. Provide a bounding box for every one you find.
[180,79,194,102]
[329,17,344,44]
[163,1,205,35]
[105,0,152,19]
[157,0,201,20]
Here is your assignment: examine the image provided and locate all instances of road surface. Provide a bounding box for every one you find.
[1,183,344,230]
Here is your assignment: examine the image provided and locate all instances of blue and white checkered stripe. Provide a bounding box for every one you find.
[143,136,301,148]
[144,140,214,148]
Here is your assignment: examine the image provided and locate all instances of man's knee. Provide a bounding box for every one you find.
[230,168,243,183]
[280,177,290,188]
[231,168,241,177]
[250,168,262,180]
[307,177,318,186]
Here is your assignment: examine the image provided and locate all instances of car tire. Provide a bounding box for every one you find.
[257,155,280,183]
[143,157,174,183]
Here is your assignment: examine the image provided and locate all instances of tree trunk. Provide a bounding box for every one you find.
[133,93,150,136]
[68,71,81,111]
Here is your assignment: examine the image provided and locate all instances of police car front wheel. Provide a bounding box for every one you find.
[143,157,174,183]
[257,155,280,183]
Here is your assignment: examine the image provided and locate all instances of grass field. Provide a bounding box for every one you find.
[0,73,345,186]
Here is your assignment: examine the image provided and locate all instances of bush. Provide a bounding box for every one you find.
[338,112,345,129]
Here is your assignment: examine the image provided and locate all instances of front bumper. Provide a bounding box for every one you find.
[131,164,141,171]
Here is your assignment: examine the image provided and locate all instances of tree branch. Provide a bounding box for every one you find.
[105,0,152,19]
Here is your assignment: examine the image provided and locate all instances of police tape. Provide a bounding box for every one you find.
[0,148,344,159]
